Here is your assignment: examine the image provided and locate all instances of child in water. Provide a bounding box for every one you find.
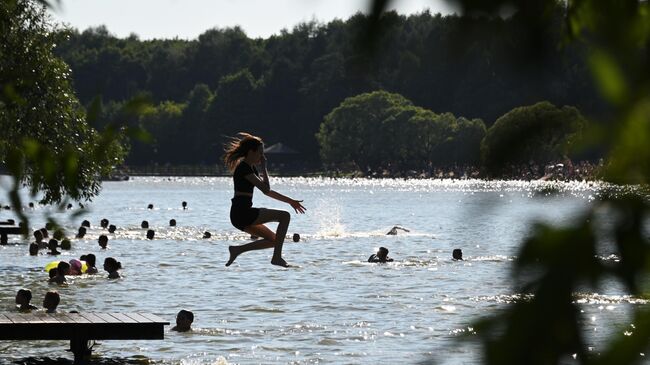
[368,247,394,263]
[81,254,98,274]
[49,261,70,284]
[68,259,84,275]
[15,289,38,311]
[47,239,60,255]
[103,257,122,279]
[43,291,60,313]
[171,309,194,332]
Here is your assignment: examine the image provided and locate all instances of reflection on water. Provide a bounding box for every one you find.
[0,177,643,364]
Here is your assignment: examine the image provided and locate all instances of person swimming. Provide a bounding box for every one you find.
[68,259,84,275]
[223,133,306,267]
[80,254,98,274]
[171,309,194,332]
[368,247,394,263]
[104,257,122,279]
[15,289,38,311]
[34,230,46,249]
[452,249,463,260]
[29,242,39,256]
[49,261,70,284]
[47,239,60,255]
[98,235,108,249]
[43,291,60,313]
[386,226,410,235]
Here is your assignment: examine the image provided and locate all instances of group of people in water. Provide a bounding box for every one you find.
[223,133,466,268]
[7,132,467,336]
[15,288,60,313]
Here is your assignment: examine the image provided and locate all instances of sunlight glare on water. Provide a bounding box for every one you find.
[0,177,644,364]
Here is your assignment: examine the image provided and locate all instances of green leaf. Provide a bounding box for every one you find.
[589,50,628,105]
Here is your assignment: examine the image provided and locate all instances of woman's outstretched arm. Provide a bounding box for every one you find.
[245,170,306,214]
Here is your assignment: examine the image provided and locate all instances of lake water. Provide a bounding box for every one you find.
[0,177,645,364]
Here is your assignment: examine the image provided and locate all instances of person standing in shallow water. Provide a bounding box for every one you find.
[223,132,306,267]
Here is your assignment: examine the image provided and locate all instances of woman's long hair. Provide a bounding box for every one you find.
[223,132,263,171]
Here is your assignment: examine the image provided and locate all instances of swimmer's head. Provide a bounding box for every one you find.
[49,268,58,278]
[98,235,108,249]
[182,201,187,209]
[100,218,109,228]
[60,239,72,250]
[43,291,60,311]
[146,229,155,240]
[33,230,43,242]
[169,219,176,227]
[108,224,116,233]
[85,253,97,267]
[39,227,49,238]
[378,247,389,259]
[57,261,70,275]
[103,257,122,272]
[76,226,86,238]
[175,309,194,331]
[452,249,463,260]
[29,243,38,255]
[48,239,58,250]
[292,233,300,242]
[203,231,211,239]
[81,220,90,228]
[147,204,154,210]
[16,289,32,304]
[69,259,83,274]
[141,220,149,229]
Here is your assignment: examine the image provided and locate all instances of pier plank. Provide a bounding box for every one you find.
[123,313,150,323]
[137,312,167,323]
[0,312,169,363]
[94,313,122,323]
[109,312,137,323]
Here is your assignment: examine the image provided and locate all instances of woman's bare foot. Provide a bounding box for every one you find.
[225,246,241,267]
[271,256,289,267]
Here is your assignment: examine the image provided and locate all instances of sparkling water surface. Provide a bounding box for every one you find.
[0,177,644,364]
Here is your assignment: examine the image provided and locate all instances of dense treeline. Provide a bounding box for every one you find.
[317,90,487,170]
[54,8,602,166]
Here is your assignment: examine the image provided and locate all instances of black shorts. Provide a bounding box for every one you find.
[230,196,260,231]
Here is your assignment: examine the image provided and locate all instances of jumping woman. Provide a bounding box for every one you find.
[224,133,306,267]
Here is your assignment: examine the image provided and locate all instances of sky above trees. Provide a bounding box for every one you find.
[47,0,453,39]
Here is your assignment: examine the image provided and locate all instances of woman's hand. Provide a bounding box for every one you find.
[289,199,306,214]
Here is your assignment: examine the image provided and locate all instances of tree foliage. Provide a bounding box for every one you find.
[52,9,601,166]
[0,0,126,206]
[481,101,587,171]
[316,90,486,170]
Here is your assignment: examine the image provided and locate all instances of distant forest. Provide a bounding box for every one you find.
[54,9,603,166]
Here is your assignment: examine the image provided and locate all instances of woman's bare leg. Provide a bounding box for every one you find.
[226,208,291,267]
[225,224,275,266]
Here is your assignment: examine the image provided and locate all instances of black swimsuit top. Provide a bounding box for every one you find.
[233,161,259,193]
